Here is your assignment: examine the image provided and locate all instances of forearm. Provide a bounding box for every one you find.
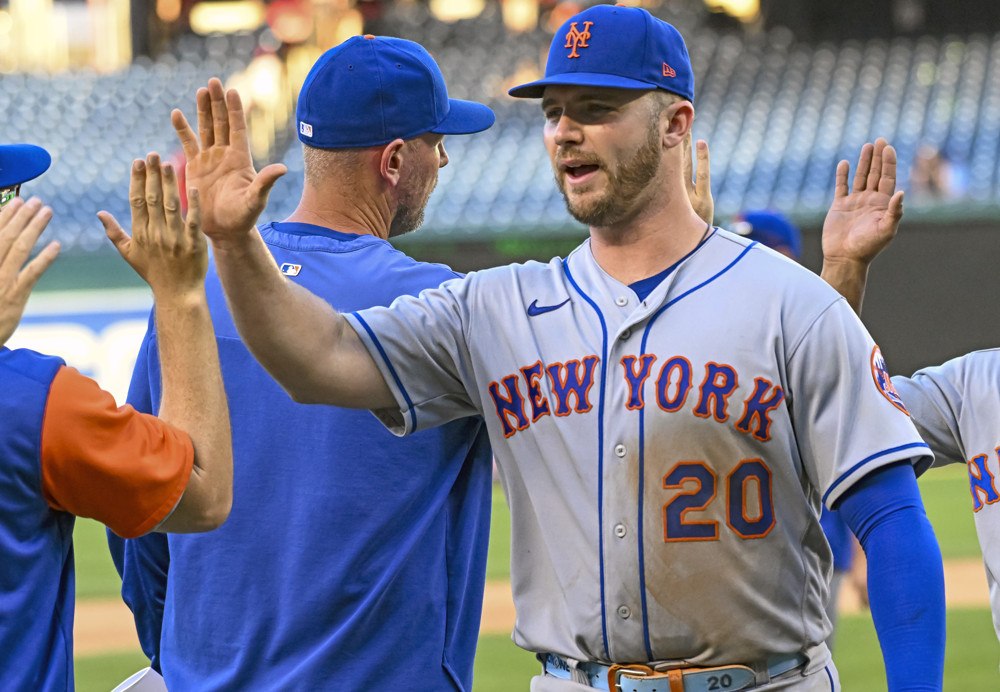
[211,229,394,408]
[838,463,945,691]
[820,258,869,315]
[154,286,232,532]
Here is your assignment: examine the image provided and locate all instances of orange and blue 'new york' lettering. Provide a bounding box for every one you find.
[622,355,656,410]
[656,356,692,412]
[694,363,739,422]
[735,378,785,442]
[488,375,529,438]
[546,356,598,416]
[521,361,551,423]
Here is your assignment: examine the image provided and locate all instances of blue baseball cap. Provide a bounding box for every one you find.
[508,4,694,101]
[297,35,495,149]
[733,210,802,260]
[0,144,51,188]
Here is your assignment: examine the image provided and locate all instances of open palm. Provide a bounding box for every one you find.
[822,138,904,266]
[172,78,286,244]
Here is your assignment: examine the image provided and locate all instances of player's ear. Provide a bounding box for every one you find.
[661,100,694,150]
[379,139,407,187]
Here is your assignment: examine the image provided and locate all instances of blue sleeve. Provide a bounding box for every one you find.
[106,317,169,671]
[837,462,945,692]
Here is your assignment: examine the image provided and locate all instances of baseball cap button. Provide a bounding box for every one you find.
[363,34,375,39]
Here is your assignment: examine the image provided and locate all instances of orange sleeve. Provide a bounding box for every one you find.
[40,366,194,538]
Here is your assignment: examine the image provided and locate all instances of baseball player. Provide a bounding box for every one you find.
[0,147,232,691]
[106,37,497,690]
[819,155,1000,655]
[172,6,945,691]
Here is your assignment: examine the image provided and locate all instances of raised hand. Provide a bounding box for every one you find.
[0,198,60,345]
[823,138,904,267]
[684,134,712,226]
[172,78,287,246]
[99,153,207,298]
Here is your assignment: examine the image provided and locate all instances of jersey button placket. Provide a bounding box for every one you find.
[615,296,628,307]
[614,524,627,538]
[614,444,626,458]
[617,605,631,619]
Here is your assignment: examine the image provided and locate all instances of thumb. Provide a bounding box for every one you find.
[249,163,288,208]
[98,211,131,257]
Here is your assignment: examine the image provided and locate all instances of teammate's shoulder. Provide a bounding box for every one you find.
[0,347,65,384]
[910,347,1000,385]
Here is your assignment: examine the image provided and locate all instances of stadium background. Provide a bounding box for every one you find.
[3,0,1000,688]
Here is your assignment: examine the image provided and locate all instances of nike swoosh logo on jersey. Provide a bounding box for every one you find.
[527,298,571,316]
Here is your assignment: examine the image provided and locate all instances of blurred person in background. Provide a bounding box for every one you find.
[0,145,232,691]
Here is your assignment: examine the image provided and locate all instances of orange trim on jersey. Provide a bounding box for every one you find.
[662,461,719,542]
[520,361,552,423]
[968,452,1000,513]
[655,356,693,413]
[694,362,739,422]
[735,377,785,442]
[621,354,657,411]
[725,459,775,539]
[488,375,530,438]
[40,366,194,538]
[545,356,598,416]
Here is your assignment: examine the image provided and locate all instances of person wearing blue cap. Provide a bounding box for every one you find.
[0,147,234,691]
[107,35,497,691]
[149,8,941,692]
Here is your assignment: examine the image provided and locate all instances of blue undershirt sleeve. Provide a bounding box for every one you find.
[836,461,945,692]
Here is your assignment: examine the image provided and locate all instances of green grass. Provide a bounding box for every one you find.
[73,518,124,600]
[919,464,983,560]
[75,651,151,692]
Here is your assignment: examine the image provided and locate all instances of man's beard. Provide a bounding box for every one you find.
[388,202,425,238]
[558,122,661,227]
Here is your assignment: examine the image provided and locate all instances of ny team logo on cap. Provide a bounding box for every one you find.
[564,21,593,59]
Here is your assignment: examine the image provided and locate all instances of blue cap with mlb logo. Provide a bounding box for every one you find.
[296,35,495,149]
[508,4,694,102]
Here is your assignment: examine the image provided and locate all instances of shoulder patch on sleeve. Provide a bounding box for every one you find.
[871,345,909,415]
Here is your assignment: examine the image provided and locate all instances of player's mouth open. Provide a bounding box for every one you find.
[565,164,599,182]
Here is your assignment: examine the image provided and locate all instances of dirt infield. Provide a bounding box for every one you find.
[73,559,990,656]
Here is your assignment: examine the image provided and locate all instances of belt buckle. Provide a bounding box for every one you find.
[608,664,679,692]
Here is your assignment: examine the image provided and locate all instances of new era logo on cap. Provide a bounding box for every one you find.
[299,122,313,138]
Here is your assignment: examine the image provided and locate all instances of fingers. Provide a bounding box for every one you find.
[249,163,288,209]
[209,78,230,147]
[186,187,203,246]
[197,86,214,150]
[226,87,249,154]
[695,139,711,196]
[18,240,61,294]
[128,158,150,243]
[0,198,50,266]
[834,160,850,199]
[887,190,904,225]
[144,153,166,242]
[878,142,898,196]
[866,138,886,192]
[172,109,200,161]
[98,210,131,257]
[162,161,187,246]
[852,143,874,192]
[682,132,693,186]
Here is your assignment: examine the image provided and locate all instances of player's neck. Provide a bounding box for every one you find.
[588,205,709,286]
[285,186,392,240]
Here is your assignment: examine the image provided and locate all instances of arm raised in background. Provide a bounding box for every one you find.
[172,78,395,409]
[0,197,61,345]
[100,154,232,533]
[820,138,904,314]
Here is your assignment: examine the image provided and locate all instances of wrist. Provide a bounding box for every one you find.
[820,256,869,282]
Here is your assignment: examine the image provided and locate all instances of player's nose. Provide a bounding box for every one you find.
[551,114,583,146]
[438,142,449,168]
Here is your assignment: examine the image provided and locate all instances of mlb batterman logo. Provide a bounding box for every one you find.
[280,263,302,277]
[564,21,593,58]
[870,345,908,414]
[299,122,313,138]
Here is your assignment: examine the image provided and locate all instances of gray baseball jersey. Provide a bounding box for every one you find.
[346,229,931,668]
[892,349,1000,646]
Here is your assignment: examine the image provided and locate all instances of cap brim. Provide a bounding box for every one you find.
[432,99,496,135]
[508,73,658,99]
[0,144,52,188]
